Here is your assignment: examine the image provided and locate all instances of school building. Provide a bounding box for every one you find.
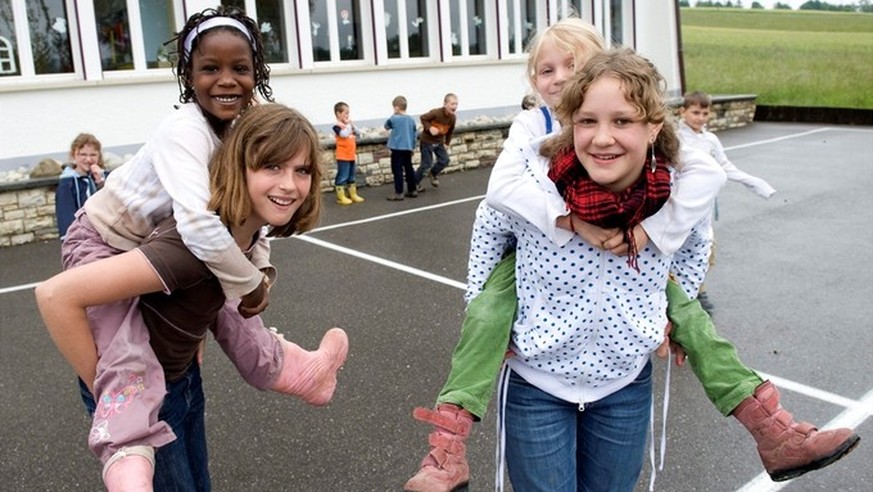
[0,0,686,170]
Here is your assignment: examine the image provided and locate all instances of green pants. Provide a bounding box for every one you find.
[438,253,763,419]
[437,252,517,419]
[665,280,762,415]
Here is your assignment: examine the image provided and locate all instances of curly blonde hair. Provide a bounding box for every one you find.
[541,47,680,167]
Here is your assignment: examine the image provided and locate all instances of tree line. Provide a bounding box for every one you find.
[680,0,873,11]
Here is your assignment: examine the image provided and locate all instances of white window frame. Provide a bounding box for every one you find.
[98,0,186,79]
[239,0,301,68]
[0,35,17,74]
[372,0,440,66]
[550,0,595,24]
[300,0,374,69]
[499,0,548,59]
[439,0,496,62]
[604,0,635,48]
[2,0,83,80]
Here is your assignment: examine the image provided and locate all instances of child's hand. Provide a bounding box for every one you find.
[655,321,687,366]
[239,275,271,317]
[568,215,620,250]
[429,126,440,136]
[90,164,104,186]
[197,339,206,365]
[603,224,649,256]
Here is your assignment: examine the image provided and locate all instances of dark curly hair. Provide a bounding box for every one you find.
[167,6,273,104]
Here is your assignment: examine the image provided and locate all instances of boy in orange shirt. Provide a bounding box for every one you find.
[333,101,365,205]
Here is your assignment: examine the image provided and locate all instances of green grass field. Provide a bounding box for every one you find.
[680,8,873,108]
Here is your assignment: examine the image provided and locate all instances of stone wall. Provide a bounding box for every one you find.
[0,96,753,247]
[0,178,59,247]
[318,123,507,190]
[670,94,757,132]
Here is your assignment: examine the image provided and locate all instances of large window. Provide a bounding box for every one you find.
[505,0,538,56]
[256,0,290,63]
[383,0,430,59]
[607,0,634,47]
[448,0,488,57]
[95,0,133,70]
[554,0,593,22]
[95,0,177,72]
[140,0,174,68]
[310,0,365,62]
[222,0,291,64]
[0,0,75,77]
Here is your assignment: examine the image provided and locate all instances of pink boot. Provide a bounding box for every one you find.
[102,446,154,492]
[404,403,474,492]
[269,328,348,406]
[733,381,860,481]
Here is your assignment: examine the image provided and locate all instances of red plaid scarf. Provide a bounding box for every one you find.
[548,146,672,271]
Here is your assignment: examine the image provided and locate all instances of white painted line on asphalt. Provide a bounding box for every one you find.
[724,127,831,151]
[306,195,485,233]
[0,281,40,294]
[736,387,873,492]
[0,196,485,294]
[293,234,467,291]
[757,371,872,412]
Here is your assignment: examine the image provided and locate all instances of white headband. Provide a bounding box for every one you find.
[183,17,254,58]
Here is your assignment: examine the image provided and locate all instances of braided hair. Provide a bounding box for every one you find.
[168,6,273,104]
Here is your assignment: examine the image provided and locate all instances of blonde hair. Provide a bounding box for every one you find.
[208,103,323,238]
[541,47,680,166]
[525,17,606,94]
[69,133,104,168]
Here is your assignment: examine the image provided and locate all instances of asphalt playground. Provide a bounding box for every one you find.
[1,121,871,491]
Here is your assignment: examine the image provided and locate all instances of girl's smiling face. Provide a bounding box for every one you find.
[534,38,576,109]
[190,29,255,126]
[572,76,662,193]
[245,147,313,229]
[72,144,100,175]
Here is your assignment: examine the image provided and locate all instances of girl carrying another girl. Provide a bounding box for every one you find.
[38,103,347,491]
[405,20,857,491]
[38,8,348,490]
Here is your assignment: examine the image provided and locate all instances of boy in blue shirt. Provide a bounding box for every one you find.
[384,95,419,200]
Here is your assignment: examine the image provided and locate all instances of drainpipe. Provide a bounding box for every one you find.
[674,0,686,95]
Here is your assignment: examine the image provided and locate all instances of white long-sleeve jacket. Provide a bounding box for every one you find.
[486,108,726,256]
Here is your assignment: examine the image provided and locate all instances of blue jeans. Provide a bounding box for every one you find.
[80,363,210,491]
[335,159,356,186]
[504,362,653,492]
[416,142,449,183]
